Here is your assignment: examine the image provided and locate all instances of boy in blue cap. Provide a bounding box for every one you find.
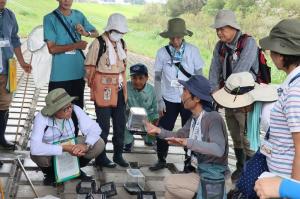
[124,63,159,152]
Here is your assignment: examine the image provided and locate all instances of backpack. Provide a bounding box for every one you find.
[219,34,271,84]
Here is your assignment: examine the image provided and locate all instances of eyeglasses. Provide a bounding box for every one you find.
[62,104,73,113]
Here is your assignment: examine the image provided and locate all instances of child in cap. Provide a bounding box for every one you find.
[124,63,159,152]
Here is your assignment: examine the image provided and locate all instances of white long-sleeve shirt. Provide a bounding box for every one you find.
[30,105,101,156]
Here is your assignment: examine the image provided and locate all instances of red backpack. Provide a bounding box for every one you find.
[219,34,271,84]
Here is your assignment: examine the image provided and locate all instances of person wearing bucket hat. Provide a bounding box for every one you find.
[85,13,129,168]
[151,18,205,171]
[30,88,105,185]
[43,0,99,139]
[258,18,300,180]
[208,9,260,181]
[145,75,228,199]
[123,63,159,152]
[0,0,32,151]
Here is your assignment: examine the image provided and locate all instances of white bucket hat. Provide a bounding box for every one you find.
[210,9,240,30]
[212,72,278,108]
[104,13,129,33]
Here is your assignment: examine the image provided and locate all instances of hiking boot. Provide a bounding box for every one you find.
[95,157,116,168]
[113,154,129,167]
[123,143,133,152]
[149,161,166,171]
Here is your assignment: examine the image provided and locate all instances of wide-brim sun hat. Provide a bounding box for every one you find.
[104,13,129,34]
[259,18,300,56]
[210,9,240,30]
[178,75,213,103]
[41,88,77,116]
[160,18,193,38]
[212,72,278,108]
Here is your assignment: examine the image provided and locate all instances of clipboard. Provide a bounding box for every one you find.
[53,137,80,183]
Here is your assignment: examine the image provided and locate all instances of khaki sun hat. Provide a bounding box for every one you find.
[41,88,77,116]
[160,18,193,38]
[259,18,300,55]
[104,13,129,33]
[210,9,240,30]
[212,72,278,108]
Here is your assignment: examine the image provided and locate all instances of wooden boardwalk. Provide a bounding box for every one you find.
[0,43,236,198]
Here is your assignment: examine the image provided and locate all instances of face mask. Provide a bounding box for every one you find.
[109,31,124,42]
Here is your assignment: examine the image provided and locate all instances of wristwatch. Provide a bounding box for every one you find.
[87,31,92,37]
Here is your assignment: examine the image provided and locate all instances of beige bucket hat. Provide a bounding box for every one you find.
[210,9,240,30]
[41,88,77,116]
[160,18,193,38]
[104,13,129,33]
[212,72,278,108]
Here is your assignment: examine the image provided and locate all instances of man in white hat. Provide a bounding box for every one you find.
[43,0,99,137]
[208,9,259,181]
[85,13,129,168]
[30,88,105,186]
[151,17,205,171]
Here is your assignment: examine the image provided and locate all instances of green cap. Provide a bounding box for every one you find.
[259,18,300,55]
[41,88,77,116]
[160,18,193,38]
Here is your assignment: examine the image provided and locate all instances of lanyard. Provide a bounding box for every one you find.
[187,111,205,156]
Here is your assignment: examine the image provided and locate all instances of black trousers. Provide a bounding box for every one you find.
[48,78,85,137]
[156,98,191,162]
[94,90,126,164]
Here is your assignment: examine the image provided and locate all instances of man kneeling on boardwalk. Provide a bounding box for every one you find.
[30,88,104,186]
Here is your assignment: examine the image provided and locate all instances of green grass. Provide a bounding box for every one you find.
[7,0,287,84]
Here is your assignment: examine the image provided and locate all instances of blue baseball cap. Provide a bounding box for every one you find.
[178,75,213,103]
[130,63,148,76]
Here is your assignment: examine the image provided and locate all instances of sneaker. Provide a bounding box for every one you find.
[149,161,166,171]
[0,141,15,150]
[43,175,55,186]
[79,170,93,181]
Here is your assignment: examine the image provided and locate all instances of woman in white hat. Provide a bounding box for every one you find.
[85,13,129,168]
[30,88,104,186]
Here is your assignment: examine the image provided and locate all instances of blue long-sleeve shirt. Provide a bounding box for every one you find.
[0,8,21,75]
[280,178,300,199]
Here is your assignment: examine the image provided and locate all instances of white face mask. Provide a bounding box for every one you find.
[109,31,124,42]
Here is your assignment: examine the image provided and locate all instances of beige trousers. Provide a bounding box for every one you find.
[31,136,105,167]
[164,172,200,199]
[0,75,12,110]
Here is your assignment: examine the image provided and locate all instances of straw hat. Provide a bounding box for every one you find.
[160,18,193,38]
[212,72,278,108]
[41,88,77,116]
[210,9,240,30]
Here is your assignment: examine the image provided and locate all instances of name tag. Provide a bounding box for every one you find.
[65,50,76,55]
[260,140,273,157]
[0,39,10,48]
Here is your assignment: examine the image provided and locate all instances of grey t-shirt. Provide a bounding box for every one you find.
[158,111,228,165]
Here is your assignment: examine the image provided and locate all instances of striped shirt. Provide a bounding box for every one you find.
[267,66,300,177]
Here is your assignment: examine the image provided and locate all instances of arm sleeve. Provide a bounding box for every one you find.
[193,46,205,72]
[158,118,192,139]
[10,11,21,48]
[186,113,226,157]
[30,114,63,156]
[73,105,100,146]
[43,15,56,43]
[280,178,300,199]
[286,87,300,133]
[84,39,99,66]
[233,37,258,73]
[209,43,223,91]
